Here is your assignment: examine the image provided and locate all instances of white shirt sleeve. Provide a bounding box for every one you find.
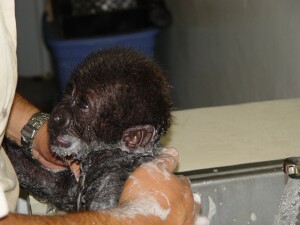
[0,0,19,217]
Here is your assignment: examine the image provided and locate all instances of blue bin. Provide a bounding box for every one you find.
[46,28,159,91]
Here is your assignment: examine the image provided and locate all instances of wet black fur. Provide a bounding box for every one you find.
[3,47,173,212]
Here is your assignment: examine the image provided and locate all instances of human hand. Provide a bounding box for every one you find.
[5,94,80,176]
[32,122,80,177]
[114,147,201,225]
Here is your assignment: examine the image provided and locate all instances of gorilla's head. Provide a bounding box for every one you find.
[48,47,173,160]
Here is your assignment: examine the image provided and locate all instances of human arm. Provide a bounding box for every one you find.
[0,147,200,225]
[5,93,67,169]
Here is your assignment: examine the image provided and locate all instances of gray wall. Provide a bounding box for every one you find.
[16,1,300,107]
[15,0,51,77]
[156,0,300,109]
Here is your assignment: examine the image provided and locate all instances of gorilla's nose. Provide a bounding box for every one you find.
[50,108,72,130]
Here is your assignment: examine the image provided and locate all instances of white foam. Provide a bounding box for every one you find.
[195,216,210,225]
[161,147,178,157]
[109,168,171,220]
[128,175,140,186]
[141,162,171,180]
[109,191,171,220]
[250,212,257,222]
[207,196,216,222]
[193,192,201,205]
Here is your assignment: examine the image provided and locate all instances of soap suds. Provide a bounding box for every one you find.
[113,173,170,219]
[128,175,139,186]
[109,191,171,220]
[195,216,210,225]
[207,196,216,222]
[250,212,257,221]
[199,180,213,185]
[193,192,201,205]
[161,147,178,157]
[141,162,171,180]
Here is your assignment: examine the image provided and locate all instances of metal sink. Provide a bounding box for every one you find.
[179,160,287,225]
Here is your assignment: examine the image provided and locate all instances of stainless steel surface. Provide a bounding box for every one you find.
[178,160,287,225]
[283,157,300,179]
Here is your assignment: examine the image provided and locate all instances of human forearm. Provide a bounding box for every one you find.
[1,212,120,225]
[5,93,67,169]
[5,93,39,145]
[0,211,162,225]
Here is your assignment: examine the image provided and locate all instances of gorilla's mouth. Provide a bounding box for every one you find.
[50,134,85,160]
[54,135,72,148]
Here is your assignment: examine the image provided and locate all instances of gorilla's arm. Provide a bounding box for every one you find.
[3,138,78,211]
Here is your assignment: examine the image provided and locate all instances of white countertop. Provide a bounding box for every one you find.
[161,98,300,172]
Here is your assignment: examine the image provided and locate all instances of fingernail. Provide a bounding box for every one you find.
[162,147,178,156]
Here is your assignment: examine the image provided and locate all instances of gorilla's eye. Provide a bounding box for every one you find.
[77,97,89,110]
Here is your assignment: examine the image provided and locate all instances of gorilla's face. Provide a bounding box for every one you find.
[48,81,98,160]
[48,47,173,161]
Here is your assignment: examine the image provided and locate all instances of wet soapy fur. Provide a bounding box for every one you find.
[3,47,173,212]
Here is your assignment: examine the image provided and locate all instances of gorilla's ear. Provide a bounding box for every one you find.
[122,125,155,150]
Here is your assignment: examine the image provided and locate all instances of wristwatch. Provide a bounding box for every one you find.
[21,112,50,157]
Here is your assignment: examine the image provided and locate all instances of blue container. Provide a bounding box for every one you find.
[46,28,159,91]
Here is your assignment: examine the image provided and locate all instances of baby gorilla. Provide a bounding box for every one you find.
[4,47,173,212]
